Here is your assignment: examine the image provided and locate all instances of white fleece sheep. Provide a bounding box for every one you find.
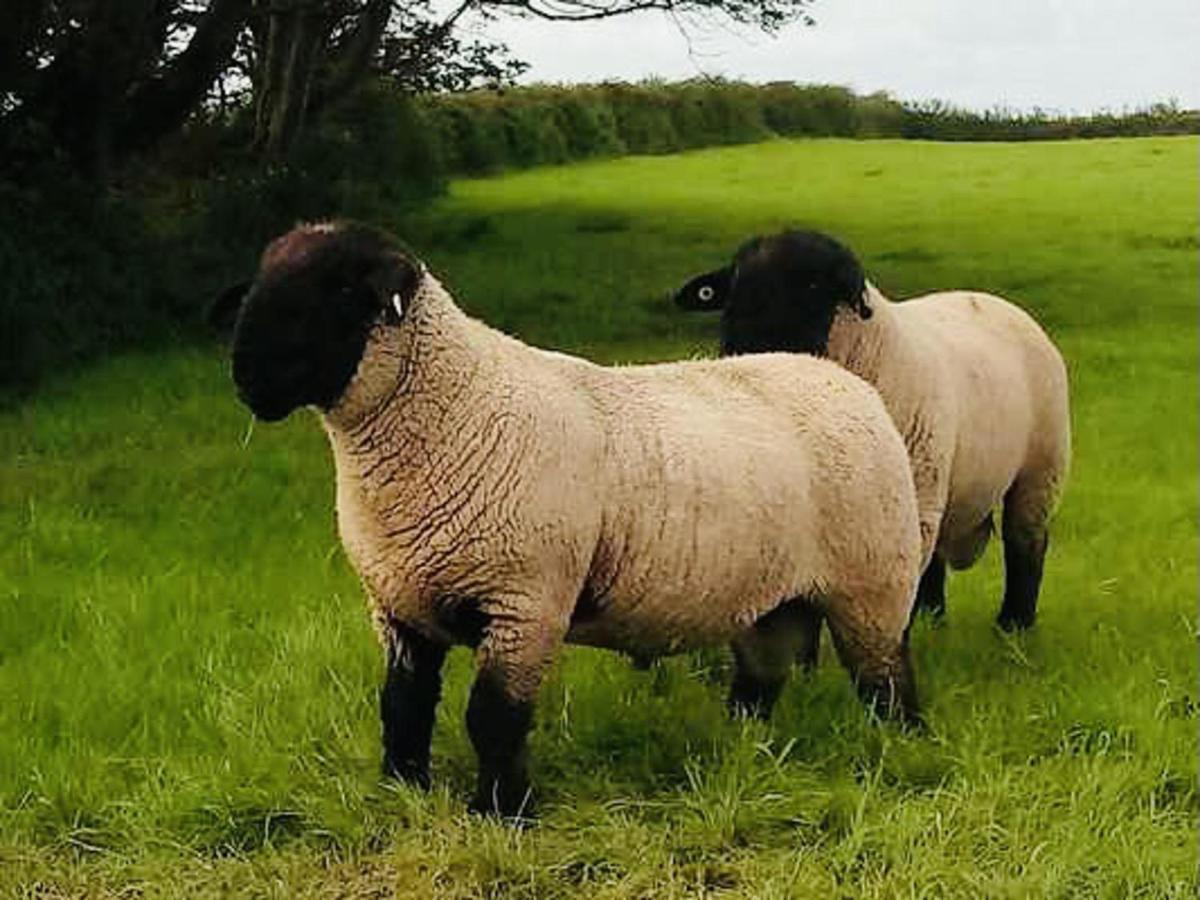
[218,221,923,818]
[675,230,1071,629]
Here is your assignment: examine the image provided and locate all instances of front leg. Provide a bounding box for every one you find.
[467,612,565,819]
[380,617,448,788]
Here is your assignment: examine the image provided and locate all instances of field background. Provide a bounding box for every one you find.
[1,136,1196,896]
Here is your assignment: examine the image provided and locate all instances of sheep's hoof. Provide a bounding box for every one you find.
[628,652,659,671]
[914,598,947,619]
[727,673,784,721]
[894,707,927,733]
[382,757,431,790]
[996,609,1036,632]
[857,668,922,730]
[469,781,537,823]
[866,697,925,732]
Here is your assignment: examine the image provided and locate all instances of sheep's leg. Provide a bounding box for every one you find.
[997,475,1053,631]
[793,599,823,672]
[729,600,820,719]
[380,620,448,788]
[913,554,947,618]
[824,598,921,727]
[467,613,563,819]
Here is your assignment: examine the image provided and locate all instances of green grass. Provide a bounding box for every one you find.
[2,137,1196,896]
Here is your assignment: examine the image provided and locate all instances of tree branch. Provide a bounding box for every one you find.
[120,0,254,156]
[488,0,676,22]
[482,0,813,30]
[320,0,396,107]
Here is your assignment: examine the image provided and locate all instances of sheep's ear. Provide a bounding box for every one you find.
[852,290,873,320]
[674,267,732,311]
[836,256,871,320]
[208,281,250,334]
[371,253,424,326]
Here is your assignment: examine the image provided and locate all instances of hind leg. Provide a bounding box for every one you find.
[997,474,1054,631]
[729,599,821,719]
[793,600,823,672]
[824,595,921,727]
[913,554,947,619]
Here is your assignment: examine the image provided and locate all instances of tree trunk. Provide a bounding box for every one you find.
[254,2,328,160]
[316,0,393,111]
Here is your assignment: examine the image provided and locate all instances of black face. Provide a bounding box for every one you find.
[675,230,868,358]
[673,267,733,311]
[214,223,421,422]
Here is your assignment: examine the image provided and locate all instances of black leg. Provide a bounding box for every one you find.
[466,669,535,818]
[913,554,947,618]
[728,600,816,719]
[380,620,447,788]
[728,661,786,720]
[852,640,923,729]
[794,600,823,672]
[997,531,1047,631]
[825,603,922,729]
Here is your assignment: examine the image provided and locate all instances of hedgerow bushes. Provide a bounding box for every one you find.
[420,81,1200,176]
[422,80,849,173]
[900,99,1200,141]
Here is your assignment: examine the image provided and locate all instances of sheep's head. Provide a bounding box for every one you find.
[673,230,869,357]
[210,221,422,422]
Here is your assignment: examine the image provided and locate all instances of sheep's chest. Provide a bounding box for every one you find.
[328,434,528,633]
[333,466,400,601]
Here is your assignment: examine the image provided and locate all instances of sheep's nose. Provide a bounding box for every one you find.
[234,376,296,422]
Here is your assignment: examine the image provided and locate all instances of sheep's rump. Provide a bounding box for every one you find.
[558,352,920,658]
[897,291,1070,560]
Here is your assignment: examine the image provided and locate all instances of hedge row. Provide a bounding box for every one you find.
[899,99,1200,142]
[419,82,893,174]
[417,80,1199,176]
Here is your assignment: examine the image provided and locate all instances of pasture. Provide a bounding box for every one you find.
[1,136,1196,896]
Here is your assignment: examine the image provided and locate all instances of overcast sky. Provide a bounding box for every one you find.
[477,0,1199,113]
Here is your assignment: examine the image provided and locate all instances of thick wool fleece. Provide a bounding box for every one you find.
[323,274,922,700]
[828,284,1071,569]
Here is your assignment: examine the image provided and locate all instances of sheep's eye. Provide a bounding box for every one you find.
[698,285,716,303]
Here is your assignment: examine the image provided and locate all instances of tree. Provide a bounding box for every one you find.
[3,1,251,180]
[1,0,817,181]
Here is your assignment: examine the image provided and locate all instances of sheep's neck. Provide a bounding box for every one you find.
[321,293,515,485]
[827,286,905,384]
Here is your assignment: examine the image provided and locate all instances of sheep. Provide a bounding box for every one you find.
[674,229,1071,632]
[212,220,924,819]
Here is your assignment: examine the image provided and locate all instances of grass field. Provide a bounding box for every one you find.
[1,137,1196,896]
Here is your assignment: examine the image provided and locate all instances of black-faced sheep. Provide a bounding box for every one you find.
[213,221,924,818]
[674,230,1071,630]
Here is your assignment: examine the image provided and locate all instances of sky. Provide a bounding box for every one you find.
[474,0,1199,113]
